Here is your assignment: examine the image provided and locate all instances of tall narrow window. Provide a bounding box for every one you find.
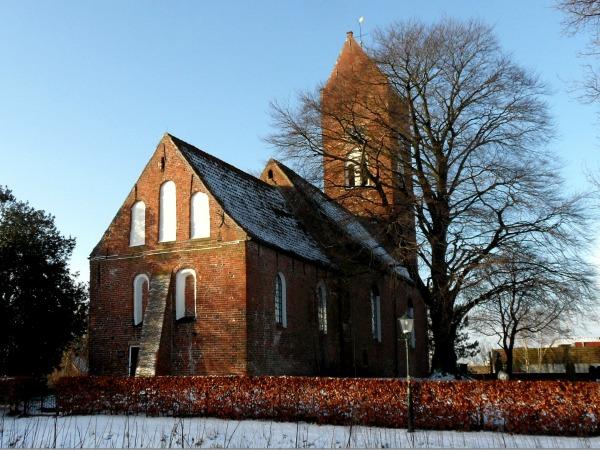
[175,268,196,320]
[407,298,415,348]
[190,192,210,239]
[128,346,140,377]
[317,281,327,334]
[159,181,176,242]
[345,148,369,187]
[371,286,381,342]
[345,162,357,188]
[133,274,149,326]
[129,201,146,246]
[275,272,287,327]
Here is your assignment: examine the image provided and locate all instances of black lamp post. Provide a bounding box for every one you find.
[398,315,415,433]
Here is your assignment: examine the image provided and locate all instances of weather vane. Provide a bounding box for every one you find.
[358,16,365,46]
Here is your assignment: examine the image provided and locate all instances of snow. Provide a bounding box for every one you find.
[174,136,331,267]
[171,134,411,281]
[277,161,411,281]
[311,194,411,280]
[1,414,598,448]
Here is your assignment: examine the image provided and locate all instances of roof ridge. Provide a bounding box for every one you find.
[271,160,411,281]
[166,133,277,191]
[168,134,331,267]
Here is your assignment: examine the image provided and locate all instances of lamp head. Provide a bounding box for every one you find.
[398,315,414,335]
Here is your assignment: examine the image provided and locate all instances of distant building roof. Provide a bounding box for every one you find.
[494,346,600,366]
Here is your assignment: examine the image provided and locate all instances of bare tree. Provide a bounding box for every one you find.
[558,0,600,102]
[268,18,591,374]
[469,245,595,375]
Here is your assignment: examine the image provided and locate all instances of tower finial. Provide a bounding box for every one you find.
[358,16,365,46]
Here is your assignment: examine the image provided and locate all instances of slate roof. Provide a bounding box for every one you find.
[272,161,412,281]
[169,135,331,267]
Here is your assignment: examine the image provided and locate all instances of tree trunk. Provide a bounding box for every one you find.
[505,345,514,375]
[430,318,458,374]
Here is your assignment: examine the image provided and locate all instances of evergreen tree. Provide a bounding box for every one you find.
[0,187,87,376]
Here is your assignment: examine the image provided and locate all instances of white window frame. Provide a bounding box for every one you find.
[275,272,287,328]
[317,281,327,334]
[133,273,149,326]
[371,287,382,342]
[159,180,176,242]
[190,191,210,239]
[129,201,146,246]
[175,268,196,320]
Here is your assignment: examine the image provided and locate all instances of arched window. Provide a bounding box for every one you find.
[159,181,176,242]
[274,272,287,327]
[190,192,210,239]
[133,274,149,326]
[175,268,196,320]
[317,281,327,334]
[370,286,381,342]
[129,201,146,246]
[345,148,369,188]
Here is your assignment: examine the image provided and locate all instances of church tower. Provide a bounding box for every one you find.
[321,32,416,269]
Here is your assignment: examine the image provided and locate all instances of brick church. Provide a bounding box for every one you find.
[88,32,429,378]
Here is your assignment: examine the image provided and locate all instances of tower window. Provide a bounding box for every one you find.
[159,181,176,242]
[345,148,369,188]
[275,272,287,327]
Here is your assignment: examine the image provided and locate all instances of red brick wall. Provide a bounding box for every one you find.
[245,241,342,375]
[88,134,428,377]
[322,33,404,219]
[245,240,428,377]
[332,272,428,378]
[89,135,248,376]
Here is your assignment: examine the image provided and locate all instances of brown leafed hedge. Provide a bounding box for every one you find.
[55,376,600,436]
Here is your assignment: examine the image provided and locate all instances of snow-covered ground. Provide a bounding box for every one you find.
[1,414,599,448]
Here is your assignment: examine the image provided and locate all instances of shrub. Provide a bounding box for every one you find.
[55,376,600,436]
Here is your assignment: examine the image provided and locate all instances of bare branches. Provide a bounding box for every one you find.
[469,244,596,374]
[266,18,595,374]
[557,0,600,103]
[558,0,600,32]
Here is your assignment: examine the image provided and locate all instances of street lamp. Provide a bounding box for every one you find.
[398,315,414,433]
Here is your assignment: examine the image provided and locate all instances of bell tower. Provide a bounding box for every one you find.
[321,32,416,268]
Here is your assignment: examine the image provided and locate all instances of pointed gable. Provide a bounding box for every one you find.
[169,135,331,267]
[261,160,411,281]
[324,31,389,92]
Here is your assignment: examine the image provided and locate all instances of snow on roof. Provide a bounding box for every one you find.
[274,161,412,281]
[170,135,331,267]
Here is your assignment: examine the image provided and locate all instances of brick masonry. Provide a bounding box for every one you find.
[88,32,429,378]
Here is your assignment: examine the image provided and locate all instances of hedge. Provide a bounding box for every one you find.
[0,376,51,414]
[55,376,600,436]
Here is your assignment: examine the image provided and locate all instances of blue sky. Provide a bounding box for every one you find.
[1,1,599,317]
